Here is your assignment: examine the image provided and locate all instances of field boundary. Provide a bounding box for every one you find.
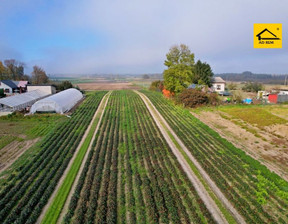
[38,91,111,224]
[136,90,245,224]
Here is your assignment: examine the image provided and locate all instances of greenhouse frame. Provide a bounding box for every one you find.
[30,88,83,114]
[0,90,49,112]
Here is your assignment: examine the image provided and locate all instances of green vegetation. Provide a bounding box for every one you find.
[141,90,288,223]
[163,44,213,94]
[0,91,107,224]
[42,92,109,224]
[63,91,215,224]
[143,93,236,224]
[219,106,287,127]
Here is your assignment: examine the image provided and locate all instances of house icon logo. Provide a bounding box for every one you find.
[256,29,280,41]
[254,24,282,48]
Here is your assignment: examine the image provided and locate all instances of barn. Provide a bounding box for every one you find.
[30,88,83,114]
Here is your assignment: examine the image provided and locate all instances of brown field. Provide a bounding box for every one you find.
[192,106,288,181]
[78,82,141,90]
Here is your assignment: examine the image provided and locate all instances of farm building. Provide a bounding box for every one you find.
[212,77,225,92]
[30,88,83,114]
[268,94,288,103]
[27,84,56,95]
[0,80,18,95]
[0,90,49,112]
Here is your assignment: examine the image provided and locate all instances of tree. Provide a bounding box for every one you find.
[56,81,73,91]
[163,44,195,94]
[227,82,237,90]
[3,59,26,80]
[193,60,213,86]
[0,61,8,80]
[242,81,263,92]
[142,74,150,79]
[31,66,49,84]
[149,80,164,92]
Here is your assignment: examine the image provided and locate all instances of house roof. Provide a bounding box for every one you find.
[0,80,18,89]
[17,81,29,88]
[212,77,225,83]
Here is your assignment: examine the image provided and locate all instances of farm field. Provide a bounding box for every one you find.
[0,89,287,224]
[60,90,215,224]
[0,114,67,173]
[0,91,107,224]
[191,105,288,179]
[141,90,288,223]
[78,82,141,90]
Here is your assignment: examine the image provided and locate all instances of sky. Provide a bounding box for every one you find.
[0,0,288,75]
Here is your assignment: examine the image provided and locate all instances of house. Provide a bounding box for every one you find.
[212,77,225,92]
[0,80,18,95]
[27,84,56,95]
[13,80,29,93]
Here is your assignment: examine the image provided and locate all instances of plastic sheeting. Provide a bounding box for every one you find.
[0,90,49,111]
[30,88,83,114]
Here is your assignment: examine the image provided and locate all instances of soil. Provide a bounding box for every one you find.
[192,111,288,181]
[0,138,39,173]
[37,91,111,224]
[136,91,246,224]
[78,82,141,90]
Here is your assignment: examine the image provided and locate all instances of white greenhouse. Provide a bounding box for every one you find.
[0,90,49,112]
[30,88,83,114]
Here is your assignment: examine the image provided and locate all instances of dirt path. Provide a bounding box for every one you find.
[37,91,112,224]
[0,138,39,173]
[136,91,246,224]
[192,111,288,181]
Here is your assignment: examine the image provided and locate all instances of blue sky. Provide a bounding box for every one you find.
[0,0,288,75]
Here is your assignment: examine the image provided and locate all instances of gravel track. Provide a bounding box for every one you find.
[136,90,246,224]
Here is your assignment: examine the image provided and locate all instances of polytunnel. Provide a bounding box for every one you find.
[30,88,83,114]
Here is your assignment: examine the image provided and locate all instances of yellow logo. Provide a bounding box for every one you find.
[254,24,282,48]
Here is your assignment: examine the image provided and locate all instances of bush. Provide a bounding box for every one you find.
[149,80,164,92]
[178,89,209,108]
[242,82,263,92]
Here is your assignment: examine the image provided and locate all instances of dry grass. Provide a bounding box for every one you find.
[219,106,287,128]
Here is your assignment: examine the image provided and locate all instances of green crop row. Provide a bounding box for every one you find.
[141,90,288,223]
[0,91,107,224]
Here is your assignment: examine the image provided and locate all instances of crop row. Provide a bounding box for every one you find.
[64,90,215,224]
[141,90,288,223]
[0,91,107,224]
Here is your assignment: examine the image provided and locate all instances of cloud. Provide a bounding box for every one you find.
[0,0,288,74]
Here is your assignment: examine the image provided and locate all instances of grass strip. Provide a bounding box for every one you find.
[41,94,109,224]
[144,94,237,224]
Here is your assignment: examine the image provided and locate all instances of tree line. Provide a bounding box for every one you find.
[0,59,49,84]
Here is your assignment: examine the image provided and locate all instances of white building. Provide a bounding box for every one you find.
[212,77,225,92]
[27,85,56,95]
[0,80,18,95]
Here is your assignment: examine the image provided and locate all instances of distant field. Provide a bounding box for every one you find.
[78,82,141,90]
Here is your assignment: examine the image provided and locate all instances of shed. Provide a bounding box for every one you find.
[268,94,278,103]
[30,88,83,114]
[27,84,56,95]
[0,90,49,112]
